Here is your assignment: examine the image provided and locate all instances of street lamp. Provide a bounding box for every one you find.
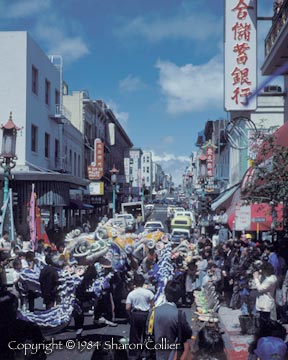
[0,112,22,204]
[129,176,133,202]
[141,176,145,203]
[109,164,119,218]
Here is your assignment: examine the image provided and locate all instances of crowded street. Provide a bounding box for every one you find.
[2,200,288,360]
[2,0,288,360]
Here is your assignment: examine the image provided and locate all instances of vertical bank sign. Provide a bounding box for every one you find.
[88,138,104,180]
[225,0,257,111]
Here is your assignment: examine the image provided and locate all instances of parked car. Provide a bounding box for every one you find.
[115,213,136,231]
[144,220,165,233]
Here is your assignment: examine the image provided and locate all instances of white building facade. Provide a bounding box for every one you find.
[0,31,87,236]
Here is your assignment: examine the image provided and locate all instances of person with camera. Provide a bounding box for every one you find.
[253,261,278,321]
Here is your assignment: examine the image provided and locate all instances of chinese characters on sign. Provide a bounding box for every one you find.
[225,0,257,111]
[202,140,217,178]
[87,138,104,180]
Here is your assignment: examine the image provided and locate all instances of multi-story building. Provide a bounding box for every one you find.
[152,162,166,194]
[0,31,87,235]
[141,151,153,199]
[64,93,133,216]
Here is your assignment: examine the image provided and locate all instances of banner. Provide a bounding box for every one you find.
[0,189,15,241]
[29,183,36,251]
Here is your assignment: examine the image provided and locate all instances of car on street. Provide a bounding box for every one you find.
[171,228,191,243]
[144,220,165,232]
[115,213,136,231]
[173,210,196,229]
[171,215,192,232]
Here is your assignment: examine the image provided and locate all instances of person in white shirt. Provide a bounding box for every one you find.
[0,231,11,259]
[126,273,154,358]
[253,261,278,321]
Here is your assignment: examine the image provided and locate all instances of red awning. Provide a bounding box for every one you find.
[228,203,283,231]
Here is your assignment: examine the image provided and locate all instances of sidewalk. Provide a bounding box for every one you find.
[218,306,252,360]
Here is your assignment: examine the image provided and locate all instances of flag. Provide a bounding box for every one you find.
[35,204,50,245]
[29,183,36,251]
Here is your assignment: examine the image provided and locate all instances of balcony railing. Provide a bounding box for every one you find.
[265,0,288,56]
[50,104,71,122]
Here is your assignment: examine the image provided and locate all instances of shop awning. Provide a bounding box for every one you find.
[228,203,283,232]
[211,184,240,211]
[70,199,94,210]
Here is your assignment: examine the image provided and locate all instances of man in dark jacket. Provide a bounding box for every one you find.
[39,255,60,309]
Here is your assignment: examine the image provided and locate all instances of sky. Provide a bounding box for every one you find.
[0,0,277,185]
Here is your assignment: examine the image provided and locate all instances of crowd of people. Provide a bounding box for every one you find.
[1,208,288,359]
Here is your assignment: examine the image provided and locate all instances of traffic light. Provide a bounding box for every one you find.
[198,199,206,213]
[12,192,18,206]
[198,198,211,214]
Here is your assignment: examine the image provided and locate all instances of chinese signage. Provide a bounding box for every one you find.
[202,140,217,178]
[225,0,257,111]
[87,138,104,180]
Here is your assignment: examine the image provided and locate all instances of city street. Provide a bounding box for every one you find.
[2,2,288,360]
[45,306,193,359]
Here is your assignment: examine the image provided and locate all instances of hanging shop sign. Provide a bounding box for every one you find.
[87,138,104,180]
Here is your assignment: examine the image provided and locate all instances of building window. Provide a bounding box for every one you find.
[55,89,60,106]
[147,167,149,173]
[45,79,51,105]
[31,125,38,152]
[78,155,81,177]
[55,139,59,168]
[69,150,72,172]
[74,152,77,175]
[32,66,38,95]
[44,133,50,158]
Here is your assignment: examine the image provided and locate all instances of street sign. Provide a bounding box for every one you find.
[251,217,266,223]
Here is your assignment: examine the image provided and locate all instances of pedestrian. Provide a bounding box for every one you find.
[247,319,287,360]
[253,337,287,360]
[193,326,227,360]
[39,255,61,309]
[153,280,192,360]
[15,233,24,250]
[73,264,97,339]
[24,251,40,312]
[126,272,154,359]
[253,261,278,321]
[217,208,229,243]
[0,231,11,260]
[0,288,46,359]
[93,257,117,327]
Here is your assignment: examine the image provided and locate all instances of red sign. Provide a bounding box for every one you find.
[87,139,104,180]
[202,140,216,178]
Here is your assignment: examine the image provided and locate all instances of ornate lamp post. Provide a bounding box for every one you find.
[141,176,145,204]
[110,164,119,218]
[129,176,133,202]
[0,112,21,204]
